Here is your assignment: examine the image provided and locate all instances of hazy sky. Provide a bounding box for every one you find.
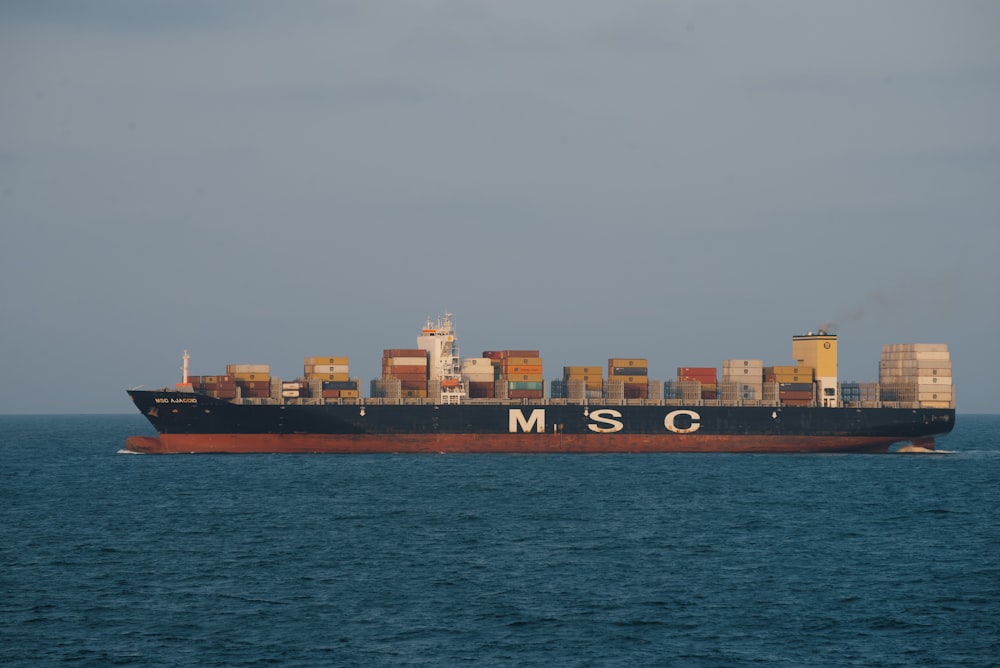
[2,1,998,414]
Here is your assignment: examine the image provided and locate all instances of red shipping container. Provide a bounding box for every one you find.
[508,389,544,399]
[400,380,428,391]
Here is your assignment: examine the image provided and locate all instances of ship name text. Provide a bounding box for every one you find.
[508,408,701,434]
[155,397,198,404]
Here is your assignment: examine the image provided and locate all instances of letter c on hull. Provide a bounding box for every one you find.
[665,409,701,434]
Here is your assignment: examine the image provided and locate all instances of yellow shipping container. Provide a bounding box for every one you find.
[504,374,544,382]
[232,372,270,382]
[339,390,360,399]
[770,374,813,383]
[766,366,814,377]
[564,366,603,376]
[608,358,648,368]
[304,356,349,366]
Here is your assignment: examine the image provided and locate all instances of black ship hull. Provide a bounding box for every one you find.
[125,390,955,454]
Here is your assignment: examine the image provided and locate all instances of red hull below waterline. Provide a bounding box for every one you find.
[124,433,935,455]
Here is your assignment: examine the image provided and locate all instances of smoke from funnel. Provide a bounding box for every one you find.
[820,292,894,335]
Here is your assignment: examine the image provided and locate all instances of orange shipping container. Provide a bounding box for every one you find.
[504,365,542,375]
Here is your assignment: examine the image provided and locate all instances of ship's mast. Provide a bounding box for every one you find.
[182,350,190,385]
[417,313,466,404]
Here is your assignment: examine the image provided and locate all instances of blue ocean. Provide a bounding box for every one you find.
[2,414,998,667]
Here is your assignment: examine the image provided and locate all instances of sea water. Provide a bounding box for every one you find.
[1,414,998,667]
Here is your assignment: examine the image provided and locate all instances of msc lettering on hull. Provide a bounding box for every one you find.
[508,408,702,434]
[509,409,545,433]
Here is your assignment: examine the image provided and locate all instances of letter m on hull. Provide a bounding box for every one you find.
[509,408,545,433]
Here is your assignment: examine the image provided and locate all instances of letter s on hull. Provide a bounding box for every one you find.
[587,409,624,433]
[665,409,701,434]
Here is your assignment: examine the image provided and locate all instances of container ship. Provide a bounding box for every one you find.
[125,314,955,454]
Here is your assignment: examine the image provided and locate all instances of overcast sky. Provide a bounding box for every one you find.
[2,1,997,414]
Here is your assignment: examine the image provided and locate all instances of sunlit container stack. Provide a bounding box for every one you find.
[764,365,815,406]
[610,359,649,399]
[720,359,764,403]
[677,367,717,400]
[461,358,496,399]
[563,366,604,401]
[187,374,237,399]
[879,344,953,408]
[382,349,429,398]
[226,364,271,399]
[303,356,358,399]
[483,350,544,400]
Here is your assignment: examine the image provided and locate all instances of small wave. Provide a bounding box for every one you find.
[116,449,142,455]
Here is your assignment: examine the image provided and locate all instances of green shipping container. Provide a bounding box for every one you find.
[508,381,544,391]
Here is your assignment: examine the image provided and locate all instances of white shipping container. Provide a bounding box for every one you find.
[918,391,953,401]
[880,351,951,361]
[722,359,764,369]
[388,357,429,366]
[463,373,495,382]
[880,359,952,370]
[916,376,953,385]
[281,390,300,398]
[880,367,952,378]
[722,368,764,378]
[882,343,948,354]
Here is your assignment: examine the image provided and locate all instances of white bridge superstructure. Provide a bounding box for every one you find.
[417,313,466,404]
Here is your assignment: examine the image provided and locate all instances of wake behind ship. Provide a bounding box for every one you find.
[125,314,955,454]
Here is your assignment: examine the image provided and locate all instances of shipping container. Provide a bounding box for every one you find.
[501,357,544,367]
[506,374,544,383]
[508,381,544,391]
[399,380,429,391]
[321,381,358,391]
[509,389,545,399]
[384,349,428,358]
[609,358,647,368]
[564,366,603,376]
[611,367,648,377]
[304,356,349,366]
[232,372,270,382]
[227,364,270,375]
[504,365,543,375]
[303,364,350,375]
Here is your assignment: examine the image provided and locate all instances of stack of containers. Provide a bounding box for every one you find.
[764,365,814,406]
[485,350,544,399]
[304,356,358,399]
[563,366,603,401]
[720,359,764,402]
[462,358,495,399]
[227,364,271,398]
[280,380,309,399]
[188,374,237,399]
[840,382,880,406]
[879,344,953,408]
[610,359,649,399]
[677,367,717,400]
[383,349,429,398]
